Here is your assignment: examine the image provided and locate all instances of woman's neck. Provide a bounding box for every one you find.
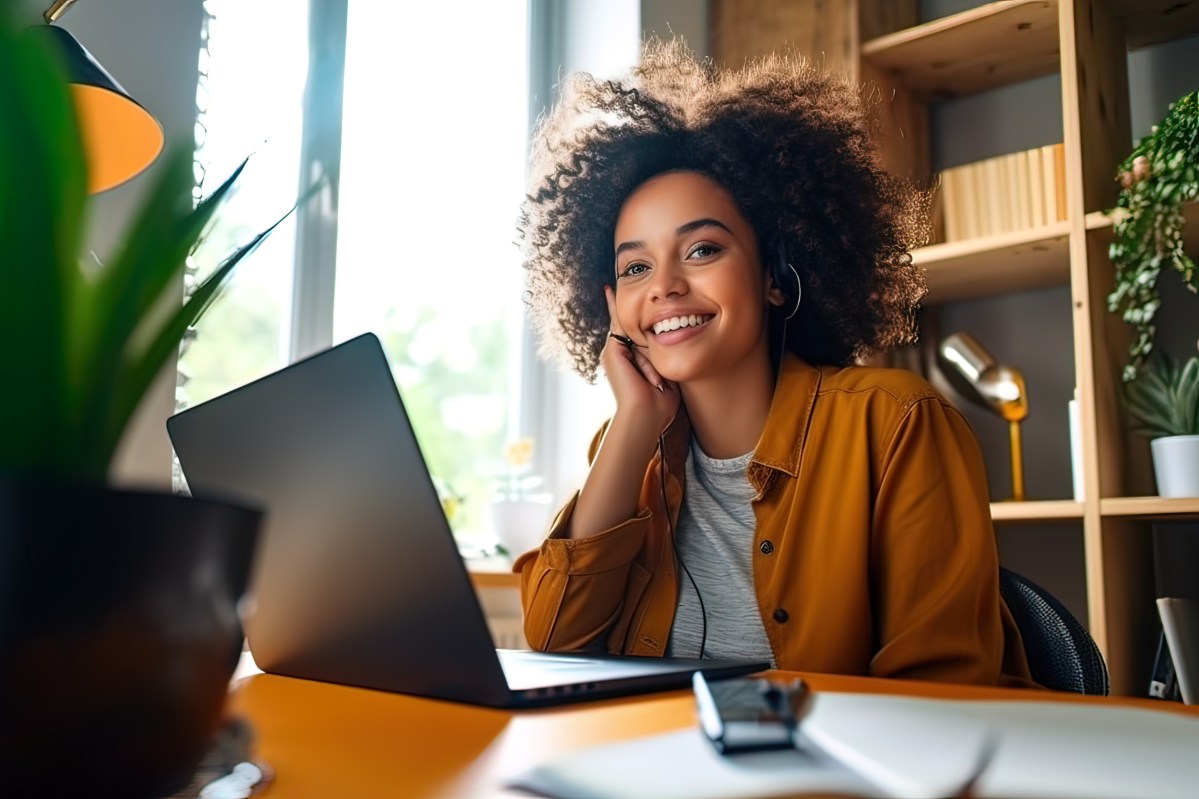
[679,347,776,459]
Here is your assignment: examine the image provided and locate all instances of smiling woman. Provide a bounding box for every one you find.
[511,38,1038,689]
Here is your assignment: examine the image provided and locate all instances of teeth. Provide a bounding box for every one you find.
[652,315,711,335]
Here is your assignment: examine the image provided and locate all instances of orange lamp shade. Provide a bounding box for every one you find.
[36,25,164,193]
[71,83,164,193]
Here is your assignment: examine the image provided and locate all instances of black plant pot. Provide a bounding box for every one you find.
[0,477,261,798]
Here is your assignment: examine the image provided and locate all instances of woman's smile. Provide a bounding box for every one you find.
[649,313,715,338]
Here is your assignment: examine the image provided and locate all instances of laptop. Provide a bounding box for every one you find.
[167,332,768,708]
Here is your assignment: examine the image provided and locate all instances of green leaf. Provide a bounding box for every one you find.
[0,21,87,476]
[69,151,248,460]
[98,178,322,463]
[1178,357,1199,435]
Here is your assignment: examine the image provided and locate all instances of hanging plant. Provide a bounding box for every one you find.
[1106,90,1199,382]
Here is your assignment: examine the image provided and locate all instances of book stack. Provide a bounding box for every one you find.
[939,143,1067,242]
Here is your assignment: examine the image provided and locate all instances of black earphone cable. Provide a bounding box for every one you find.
[660,433,708,659]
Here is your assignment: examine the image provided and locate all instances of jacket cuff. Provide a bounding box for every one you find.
[512,492,650,575]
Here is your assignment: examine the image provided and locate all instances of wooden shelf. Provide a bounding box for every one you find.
[1108,0,1199,49]
[991,499,1084,523]
[861,1,1060,99]
[914,221,1071,303]
[1101,496,1199,519]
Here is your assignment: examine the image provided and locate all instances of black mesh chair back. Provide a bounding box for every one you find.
[998,567,1109,695]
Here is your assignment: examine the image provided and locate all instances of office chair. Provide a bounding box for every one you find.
[999,567,1110,695]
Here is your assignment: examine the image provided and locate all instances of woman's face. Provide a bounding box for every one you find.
[612,170,781,385]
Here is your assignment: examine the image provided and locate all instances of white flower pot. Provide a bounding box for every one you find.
[490,494,554,557]
[1151,435,1199,498]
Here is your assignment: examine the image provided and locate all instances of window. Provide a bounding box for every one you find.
[333,2,530,541]
[179,0,306,407]
[182,0,531,546]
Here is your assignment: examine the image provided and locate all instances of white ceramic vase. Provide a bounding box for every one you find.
[1151,434,1199,498]
[490,494,554,558]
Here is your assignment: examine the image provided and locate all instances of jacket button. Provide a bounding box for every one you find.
[773,608,789,624]
[759,540,774,555]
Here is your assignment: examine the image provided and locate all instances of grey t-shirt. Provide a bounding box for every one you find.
[665,439,776,666]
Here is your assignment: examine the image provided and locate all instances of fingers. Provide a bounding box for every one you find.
[604,285,625,338]
[603,284,672,394]
[631,347,666,393]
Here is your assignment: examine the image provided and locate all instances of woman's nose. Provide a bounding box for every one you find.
[649,260,688,300]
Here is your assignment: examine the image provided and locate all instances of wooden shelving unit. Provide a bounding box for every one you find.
[711,0,1199,695]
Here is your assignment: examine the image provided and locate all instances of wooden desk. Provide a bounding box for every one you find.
[229,668,1199,798]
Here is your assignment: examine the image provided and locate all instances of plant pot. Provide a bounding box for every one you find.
[1151,435,1199,498]
[0,477,261,798]
[490,494,554,557]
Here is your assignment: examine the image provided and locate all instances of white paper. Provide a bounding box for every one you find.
[509,692,1199,799]
[509,727,881,799]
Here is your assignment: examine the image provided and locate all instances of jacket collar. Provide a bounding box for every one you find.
[659,353,823,496]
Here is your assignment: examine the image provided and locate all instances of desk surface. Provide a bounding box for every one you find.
[229,666,1199,799]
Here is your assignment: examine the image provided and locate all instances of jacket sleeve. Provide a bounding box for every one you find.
[511,425,650,651]
[868,397,1021,685]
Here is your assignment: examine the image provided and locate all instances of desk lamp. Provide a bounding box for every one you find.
[28,0,164,193]
[939,332,1030,501]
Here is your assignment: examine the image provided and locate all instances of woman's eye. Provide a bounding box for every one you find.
[619,262,649,278]
[688,243,721,259]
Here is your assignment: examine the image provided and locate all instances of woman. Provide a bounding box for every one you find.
[514,39,1033,686]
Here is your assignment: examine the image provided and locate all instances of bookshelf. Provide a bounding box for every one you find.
[710,0,1199,695]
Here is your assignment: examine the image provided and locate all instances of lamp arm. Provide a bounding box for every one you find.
[44,0,80,24]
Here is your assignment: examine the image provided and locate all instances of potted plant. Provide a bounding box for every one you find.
[1124,349,1199,497]
[0,16,303,797]
[1107,90,1199,498]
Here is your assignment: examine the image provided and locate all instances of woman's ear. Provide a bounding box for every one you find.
[766,276,786,309]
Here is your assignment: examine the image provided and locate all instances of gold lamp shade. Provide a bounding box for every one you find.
[33,24,164,193]
[939,332,1030,502]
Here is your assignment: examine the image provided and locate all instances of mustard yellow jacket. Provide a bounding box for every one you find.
[514,355,1034,687]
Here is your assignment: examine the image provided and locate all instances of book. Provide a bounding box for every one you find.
[937,144,1066,242]
[941,166,960,242]
[983,155,1004,236]
[1027,147,1045,227]
[509,691,1199,799]
[1053,142,1068,220]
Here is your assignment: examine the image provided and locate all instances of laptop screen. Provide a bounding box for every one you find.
[168,333,513,704]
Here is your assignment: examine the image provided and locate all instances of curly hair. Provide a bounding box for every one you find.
[518,38,931,381]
